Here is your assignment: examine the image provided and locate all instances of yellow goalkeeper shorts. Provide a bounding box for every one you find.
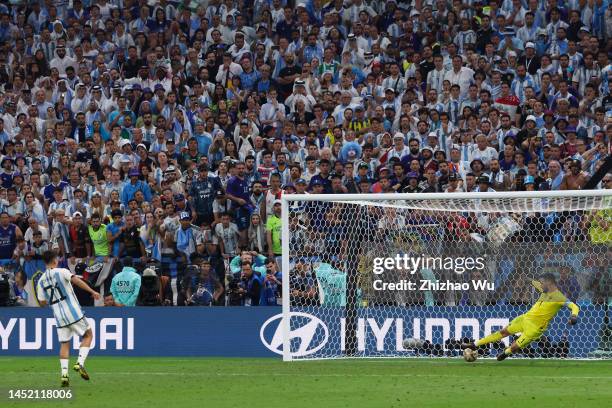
[506,314,544,348]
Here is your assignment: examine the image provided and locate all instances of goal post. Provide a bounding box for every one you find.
[281,190,612,361]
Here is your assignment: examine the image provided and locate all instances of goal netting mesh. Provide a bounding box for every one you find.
[281,192,612,360]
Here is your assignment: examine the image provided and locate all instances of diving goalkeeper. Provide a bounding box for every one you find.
[463,273,579,361]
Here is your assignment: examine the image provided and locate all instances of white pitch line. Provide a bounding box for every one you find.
[3,372,611,380]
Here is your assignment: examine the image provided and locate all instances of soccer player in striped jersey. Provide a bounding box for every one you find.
[37,250,100,387]
[463,273,579,360]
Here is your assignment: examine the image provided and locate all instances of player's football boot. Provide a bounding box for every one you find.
[496,352,509,361]
[460,342,477,350]
[73,363,90,380]
[61,375,70,387]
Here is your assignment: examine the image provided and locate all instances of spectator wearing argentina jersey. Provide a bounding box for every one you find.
[460,84,481,113]
[566,40,583,70]
[425,89,446,116]
[511,65,537,104]
[485,70,504,101]
[446,84,463,126]
[454,18,477,54]
[572,52,601,98]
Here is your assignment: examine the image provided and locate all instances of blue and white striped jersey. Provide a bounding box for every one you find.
[36,268,83,328]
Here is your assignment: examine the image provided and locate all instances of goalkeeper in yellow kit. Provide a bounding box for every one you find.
[462,273,580,361]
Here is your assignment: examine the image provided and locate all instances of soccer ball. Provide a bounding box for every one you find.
[463,348,477,362]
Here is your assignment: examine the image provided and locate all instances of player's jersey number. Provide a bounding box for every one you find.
[44,283,67,305]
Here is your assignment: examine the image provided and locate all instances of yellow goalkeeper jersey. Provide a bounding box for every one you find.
[524,280,580,329]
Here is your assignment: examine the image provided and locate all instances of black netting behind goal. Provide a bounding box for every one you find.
[282,193,611,360]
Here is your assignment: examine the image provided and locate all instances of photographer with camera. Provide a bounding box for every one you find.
[227,261,262,306]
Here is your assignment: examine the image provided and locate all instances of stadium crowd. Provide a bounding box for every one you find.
[0,0,610,307]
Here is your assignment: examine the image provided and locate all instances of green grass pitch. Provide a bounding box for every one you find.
[0,357,611,408]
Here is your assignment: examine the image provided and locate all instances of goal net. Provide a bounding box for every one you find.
[280,191,612,361]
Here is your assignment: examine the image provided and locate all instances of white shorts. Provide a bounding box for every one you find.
[57,318,91,343]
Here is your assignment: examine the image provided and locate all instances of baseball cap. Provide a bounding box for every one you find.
[295,178,307,185]
[525,42,535,49]
[128,168,140,177]
[310,179,324,186]
[174,193,185,201]
[179,211,191,221]
[525,115,537,123]
[72,211,83,217]
[524,175,535,185]
[477,175,491,184]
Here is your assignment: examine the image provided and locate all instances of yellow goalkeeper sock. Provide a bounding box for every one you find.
[504,347,513,355]
[475,331,503,347]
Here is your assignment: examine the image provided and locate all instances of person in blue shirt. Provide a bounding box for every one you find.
[186,258,224,306]
[225,162,252,243]
[106,209,125,258]
[238,56,261,92]
[121,168,152,206]
[303,33,324,63]
[189,163,223,226]
[43,168,69,204]
[192,122,213,156]
[309,159,333,193]
[261,258,282,306]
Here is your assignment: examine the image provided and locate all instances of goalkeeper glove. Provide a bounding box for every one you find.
[568,315,578,326]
